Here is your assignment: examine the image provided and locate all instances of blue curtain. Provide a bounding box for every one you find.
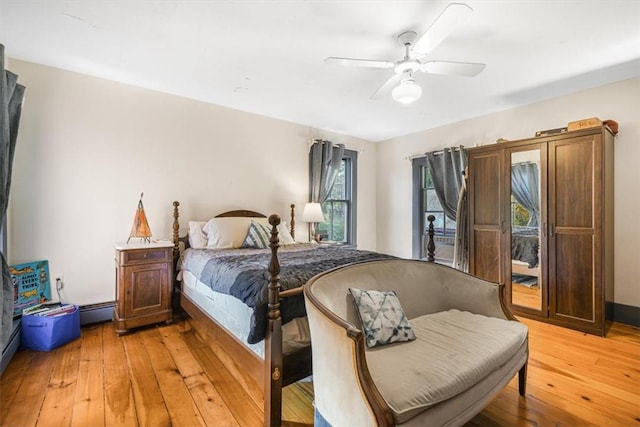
[0,44,25,351]
[511,162,540,227]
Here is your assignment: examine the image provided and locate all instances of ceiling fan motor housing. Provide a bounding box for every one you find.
[394,31,421,74]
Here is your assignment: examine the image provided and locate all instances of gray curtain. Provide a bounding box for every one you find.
[426,146,468,272]
[310,139,345,203]
[426,147,467,221]
[1,44,25,351]
[511,162,539,227]
[453,170,469,272]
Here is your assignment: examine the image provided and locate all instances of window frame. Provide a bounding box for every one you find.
[412,157,456,260]
[311,149,357,245]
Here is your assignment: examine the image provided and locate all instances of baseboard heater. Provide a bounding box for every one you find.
[79,301,115,326]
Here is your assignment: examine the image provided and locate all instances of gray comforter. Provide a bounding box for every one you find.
[181,243,394,343]
[511,226,539,268]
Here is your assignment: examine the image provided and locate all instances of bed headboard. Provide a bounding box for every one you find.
[171,201,296,257]
[215,210,265,218]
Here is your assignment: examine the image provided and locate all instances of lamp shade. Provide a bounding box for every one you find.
[128,193,152,243]
[301,202,325,223]
[392,77,422,104]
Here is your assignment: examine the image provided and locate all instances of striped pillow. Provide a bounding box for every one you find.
[241,220,272,249]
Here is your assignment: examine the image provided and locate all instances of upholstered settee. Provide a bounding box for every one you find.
[303,259,528,427]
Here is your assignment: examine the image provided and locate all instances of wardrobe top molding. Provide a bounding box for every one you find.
[470,125,616,153]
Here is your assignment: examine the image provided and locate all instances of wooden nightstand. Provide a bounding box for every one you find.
[113,241,173,335]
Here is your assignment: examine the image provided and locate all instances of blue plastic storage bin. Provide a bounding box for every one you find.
[21,305,81,351]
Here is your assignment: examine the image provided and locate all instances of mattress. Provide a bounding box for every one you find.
[182,270,310,359]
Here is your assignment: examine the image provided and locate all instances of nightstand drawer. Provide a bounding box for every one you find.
[118,247,171,265]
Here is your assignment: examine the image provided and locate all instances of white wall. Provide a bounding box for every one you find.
[8,59,377,306]
[377,77,640,307]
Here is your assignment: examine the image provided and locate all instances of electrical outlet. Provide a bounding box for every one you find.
[56,276,64,290]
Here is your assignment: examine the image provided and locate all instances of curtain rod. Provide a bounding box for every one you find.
[307,139,365,154]
[404,146,464,161]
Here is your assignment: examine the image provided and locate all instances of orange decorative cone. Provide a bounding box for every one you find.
[128,193,152,243]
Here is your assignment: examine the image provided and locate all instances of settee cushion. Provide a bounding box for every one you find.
[349,288,416,348]
[366,309,528,424]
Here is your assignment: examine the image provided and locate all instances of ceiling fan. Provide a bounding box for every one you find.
[325,3,486,104]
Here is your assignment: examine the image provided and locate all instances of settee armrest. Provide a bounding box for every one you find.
[304,288,395,427]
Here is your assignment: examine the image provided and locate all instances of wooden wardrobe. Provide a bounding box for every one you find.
[467,126,615,336]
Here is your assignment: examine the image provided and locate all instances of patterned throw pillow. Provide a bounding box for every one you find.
[349,288,416,348]
[241,220,272,249]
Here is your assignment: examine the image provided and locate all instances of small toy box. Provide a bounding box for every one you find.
[21,304,81,351]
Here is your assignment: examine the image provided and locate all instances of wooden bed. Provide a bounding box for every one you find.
[171,202,437,427]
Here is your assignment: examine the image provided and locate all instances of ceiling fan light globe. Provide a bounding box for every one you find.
[392,80,422,104]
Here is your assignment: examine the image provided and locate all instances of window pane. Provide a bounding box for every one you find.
[425,189,442,211]
[318,201,347,242]
[329,161,346,199]
[423,167,433,189]
[445,216,457,236]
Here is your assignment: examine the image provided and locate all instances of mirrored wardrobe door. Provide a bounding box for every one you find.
[509,145,547,315]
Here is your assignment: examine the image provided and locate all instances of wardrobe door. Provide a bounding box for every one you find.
[548,133,603,333]
[507,144,547,316]
[468,148,507,283]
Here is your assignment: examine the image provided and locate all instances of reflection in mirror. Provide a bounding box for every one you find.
[510,149,542,311]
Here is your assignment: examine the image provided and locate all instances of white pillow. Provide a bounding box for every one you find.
[203,217,253,249]
[278,221,296,245]
[188,221,208,249]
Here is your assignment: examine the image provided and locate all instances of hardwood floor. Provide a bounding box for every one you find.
[1,317,638,426]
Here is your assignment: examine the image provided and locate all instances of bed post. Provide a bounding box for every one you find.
[427,214,436,262]
[265,214,283,427]
[290,204,295,241]
[172,201,180,261]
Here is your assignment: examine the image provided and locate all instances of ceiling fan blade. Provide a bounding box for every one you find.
[413,3,473,55]
[324,57,394,69]
[421,61,486,77]
[370,73,404,100]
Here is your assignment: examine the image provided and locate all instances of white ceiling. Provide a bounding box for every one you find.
[2,1,639,142]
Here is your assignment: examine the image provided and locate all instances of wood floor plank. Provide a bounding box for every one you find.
[34,338,82,427]
[182,326,263,427]
[0,349,34,423]
[1,318,638,427]
[1,351,56,426]
[138,326,207,426]
[282,382,314,424]
[159,323,239,426]
[121,328,171,426]
[70,324,105,427]
[102,323,138,426]
[481,382,598,427]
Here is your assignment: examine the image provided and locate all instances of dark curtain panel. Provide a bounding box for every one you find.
[511,162,540,227]
[0,44,25,351]
[309,139,345,203]
[426,147,466,221]
[453,171,469,272]
[426,146,468,271]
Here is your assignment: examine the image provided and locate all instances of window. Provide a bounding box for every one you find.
[511,196,530,226]
[316,150,357,244]
[412,158,455,263]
